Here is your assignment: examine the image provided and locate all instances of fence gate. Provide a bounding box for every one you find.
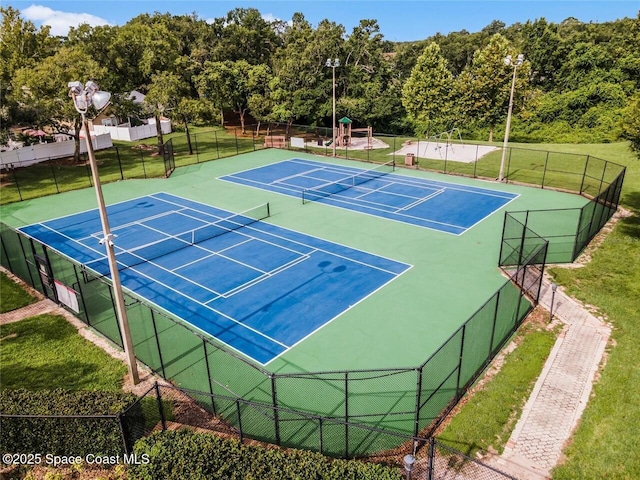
[33,253,57,302]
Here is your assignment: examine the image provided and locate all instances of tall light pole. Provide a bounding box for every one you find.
[326,58,340,157]
[68,81,140,385]
[498,53,524,182]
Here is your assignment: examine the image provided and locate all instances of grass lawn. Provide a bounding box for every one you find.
[1,125,638,476]
[434,141,639,478]
[0,271,38,313]
[0,314,126,391]
[436,311,559,458]
[549,213,640,478]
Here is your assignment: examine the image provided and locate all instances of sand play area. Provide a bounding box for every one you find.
[393,140,498,163]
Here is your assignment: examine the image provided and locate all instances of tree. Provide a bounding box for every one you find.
[337,20,405,131]
[246,64,273,134]
[456,34,531,141]
[520,18,565,89]
[401,43,455,135]
[270,14,345,128]
[13,46,108,161]
[145,72,190,152]
[1,6,58,126]
[621,93,640,157]
[210,8,282,65]
[195,61,236,127]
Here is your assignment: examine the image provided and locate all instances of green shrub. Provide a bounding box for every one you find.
[130,430,402,480]
[0,389,143,456]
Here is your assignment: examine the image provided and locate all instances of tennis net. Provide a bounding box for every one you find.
[302,161,395,204]
[85,203,270,276]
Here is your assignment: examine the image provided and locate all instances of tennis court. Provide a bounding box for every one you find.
[18,192,410,364]
[220,158,519,235]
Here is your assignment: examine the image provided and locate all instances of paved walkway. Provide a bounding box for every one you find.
[489,277,611,479]
[2,271,611,480]
[0,298,59,324]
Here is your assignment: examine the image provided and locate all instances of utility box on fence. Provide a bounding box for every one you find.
[405,153,416,166]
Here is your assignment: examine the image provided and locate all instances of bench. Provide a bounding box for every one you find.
[264,135,287,148]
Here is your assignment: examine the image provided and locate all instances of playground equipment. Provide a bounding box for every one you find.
[424,128,464,159]
[333,117,373,149]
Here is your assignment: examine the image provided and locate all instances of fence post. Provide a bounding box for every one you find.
[71,264,90,326]
[427,437,436,480]
[0,229,14,274]
[150,311,166,378]
[271,375,281,445]
[344,372,349,458]
[203,339,217,415]
[10,166,23,201]
[235,128,239,155]
[517,211,530,268]
[214,131,220,159]
[455,324,466,396]
[579,155,590,195]
[17,232,37,288]
[154,382,167,431]
[541,151,550,189]
[49,162,60,194]
[413,367,423,438]
[116,147,124,180]
[498,212,508,266]
[489,290,501,356]
[236,399,243,443]
[318,417,324,455]
[117,413,131,455]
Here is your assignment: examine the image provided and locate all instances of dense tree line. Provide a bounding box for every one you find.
[1,6,639,154]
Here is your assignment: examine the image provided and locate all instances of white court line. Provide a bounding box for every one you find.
[128,266,288,349]
[214,253,312,300]
[397,188,446,212]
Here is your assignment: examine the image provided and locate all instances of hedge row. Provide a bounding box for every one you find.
[130,429,403,480]
[0,389,143,456]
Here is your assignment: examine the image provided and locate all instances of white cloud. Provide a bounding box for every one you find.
[262,13,292,27]
[22,5,111,36]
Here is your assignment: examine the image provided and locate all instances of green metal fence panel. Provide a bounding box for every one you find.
[458,294,499,389]
[78,269,123,347]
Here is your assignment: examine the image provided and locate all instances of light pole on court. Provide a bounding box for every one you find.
[326,58,340,157]
[68,80,139,385]
[498,53,524,182]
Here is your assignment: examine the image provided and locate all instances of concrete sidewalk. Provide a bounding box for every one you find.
[490,278,611,479]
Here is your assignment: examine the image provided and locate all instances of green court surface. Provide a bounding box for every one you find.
[0,149,587,377]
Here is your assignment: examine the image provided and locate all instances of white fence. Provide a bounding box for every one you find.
[0,134,113,168]
[92,119,171,142]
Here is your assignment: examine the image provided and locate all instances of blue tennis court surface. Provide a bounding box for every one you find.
[220,159,519,235]
[19,193,410,364]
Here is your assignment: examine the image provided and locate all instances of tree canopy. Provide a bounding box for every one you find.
[2,7,639,154]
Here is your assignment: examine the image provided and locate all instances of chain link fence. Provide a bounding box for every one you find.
[0,218,545,454]
[1,123,626,208]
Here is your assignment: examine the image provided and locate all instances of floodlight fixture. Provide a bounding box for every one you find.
[68,80,111,114]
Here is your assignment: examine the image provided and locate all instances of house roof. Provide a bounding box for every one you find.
[126,90,146,104]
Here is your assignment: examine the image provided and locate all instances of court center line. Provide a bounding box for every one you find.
[214,252,312,300]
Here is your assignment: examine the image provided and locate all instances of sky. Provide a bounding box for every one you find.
[5,0,640,42]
